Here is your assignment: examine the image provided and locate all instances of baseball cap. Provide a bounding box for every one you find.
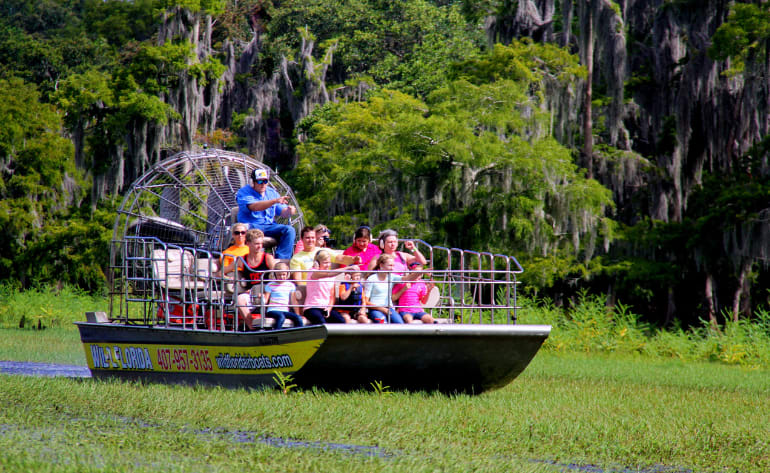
[251,168,269,181]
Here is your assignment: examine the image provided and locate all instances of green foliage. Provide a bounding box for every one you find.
[519,291,770,368]
[369,380,392,395]
[0,2,115,94]
[709,3,770,76]
[450,40,586,87]
[0,78,82,278]
[263,0,484,97]
[0,283,108,329]
[292,42,611,282]
[82,0,159,46]
[159,0,226,15]
[272,371,297,395]
[18,205,115,292]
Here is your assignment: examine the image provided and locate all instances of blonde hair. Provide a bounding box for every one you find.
[315,250,332,263]
[228,223,249,245]
[273,261,289,271]
[245,228,264,243]
[373,253,394,270]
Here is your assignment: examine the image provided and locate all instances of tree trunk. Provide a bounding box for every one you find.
[582,0,593,179]
[705,272,718,330]
[731,261,751,322]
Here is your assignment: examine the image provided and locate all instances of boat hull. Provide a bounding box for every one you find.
[76,322,327,388]
[76,322,550,393]
[293,324,551,394]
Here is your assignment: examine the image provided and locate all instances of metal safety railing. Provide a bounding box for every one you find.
[108,237,523,331]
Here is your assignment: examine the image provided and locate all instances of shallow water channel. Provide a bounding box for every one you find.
[0,361,694,472]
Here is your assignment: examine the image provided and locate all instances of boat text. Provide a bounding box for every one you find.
[214,353,294,370]
[90,344,153,370]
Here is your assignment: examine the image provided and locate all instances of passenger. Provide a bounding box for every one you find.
[219,223,249,277]
[236,168,297,259]
[313,224,335,249]
[392,261,435,324]
[293,224,334,253]
[364,254,421,324]
[368,229,426,273]
[334,268,369,324]
[263,262,304,330]
[303,250,358,325]
[290,226,361,285]
[225,229,275,330]
[342,225,382,272]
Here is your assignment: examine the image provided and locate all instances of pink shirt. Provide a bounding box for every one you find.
[394,281,427,312]
[304,275,336,309]
[343,243,381,270]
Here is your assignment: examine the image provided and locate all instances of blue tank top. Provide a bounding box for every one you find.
[336,282,363,310]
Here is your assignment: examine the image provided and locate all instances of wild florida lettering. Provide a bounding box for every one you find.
[90,344,153,370]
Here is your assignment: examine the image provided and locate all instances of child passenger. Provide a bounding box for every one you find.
[263,262,304,330]
[334,268,369,323]
[364,254,421,323]
[392,261,435,324]
[303,250,359,325]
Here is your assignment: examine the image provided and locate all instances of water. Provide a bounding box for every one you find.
[0,360,91,378]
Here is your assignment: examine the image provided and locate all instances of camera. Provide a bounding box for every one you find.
[322,236,337,247]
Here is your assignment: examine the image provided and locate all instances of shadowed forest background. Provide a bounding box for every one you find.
[3,0,770,330]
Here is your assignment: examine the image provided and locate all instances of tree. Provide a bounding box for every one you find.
[262,0,485,97]
[291,43,612,285]
[0,77,84,283]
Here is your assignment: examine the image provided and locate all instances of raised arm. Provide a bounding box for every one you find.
[246,194,290,212]
[402,240,427,266]
[309,264,360,280]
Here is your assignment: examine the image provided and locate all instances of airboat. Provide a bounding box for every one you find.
[76,149,550,393]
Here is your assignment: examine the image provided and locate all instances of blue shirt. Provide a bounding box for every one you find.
[236,185,287,226]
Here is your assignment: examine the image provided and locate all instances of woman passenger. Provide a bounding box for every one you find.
[224,229,274,330]
[219,223,249,277]
[367,229,426,273]
[343,225,381,271]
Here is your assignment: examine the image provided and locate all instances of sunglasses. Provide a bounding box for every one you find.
[233,231,247,235]
[255,179,268,184]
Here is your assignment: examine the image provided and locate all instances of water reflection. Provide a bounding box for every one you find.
[0,360,91,378]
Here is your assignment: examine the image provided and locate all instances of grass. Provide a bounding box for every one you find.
[1,284,769,471]
[0,351,767,472]
[0,327,85,365]
[0,284,108,330]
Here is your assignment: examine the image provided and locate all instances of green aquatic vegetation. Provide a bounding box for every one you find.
[518,290,770,369]
[0,353,767,472]
[273,372,297,395]
[0,284,107,329]
[0,327,85,365]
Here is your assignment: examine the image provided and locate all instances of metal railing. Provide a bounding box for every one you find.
[108,237,523,331]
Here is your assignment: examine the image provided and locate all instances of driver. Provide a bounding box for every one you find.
[236,168,297,259]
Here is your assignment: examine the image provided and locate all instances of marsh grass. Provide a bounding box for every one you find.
[0,284,107,329]
[0,327,85,365]
[0,353,767,472]
[1,284,769,471]
[517,290,770,369]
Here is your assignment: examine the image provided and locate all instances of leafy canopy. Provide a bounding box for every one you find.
[709,3,770,76]
[291,42,612,284]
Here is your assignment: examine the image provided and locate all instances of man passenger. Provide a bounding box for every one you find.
[290,226,362,285]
